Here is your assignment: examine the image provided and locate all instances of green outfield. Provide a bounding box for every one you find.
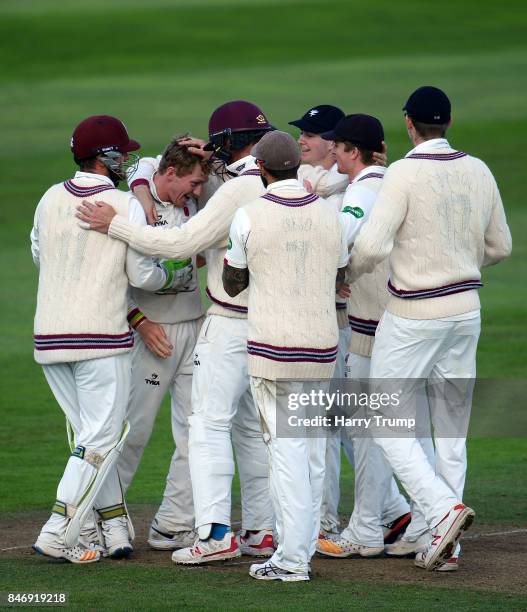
[1,0,526,609]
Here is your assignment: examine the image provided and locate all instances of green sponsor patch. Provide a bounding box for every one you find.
[342,206,365,218]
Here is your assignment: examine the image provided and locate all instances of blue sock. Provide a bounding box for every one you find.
[210,523,229,541]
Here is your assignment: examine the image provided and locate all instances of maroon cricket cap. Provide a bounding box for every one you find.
[70,115,141,160]
[204,100,272,150]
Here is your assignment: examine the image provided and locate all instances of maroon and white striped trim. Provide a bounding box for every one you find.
[336,302,347,310]
[63,180,115,198]
[34,331,134,351]
[247,340,338,363]
[356,172,384,182]
[129,178,149,191]
[405,151,467,161]
[387,278,483,300]
[240,169,261,176]
[206,287,248,313]
[262,193,319,207]
[348,315,378,336]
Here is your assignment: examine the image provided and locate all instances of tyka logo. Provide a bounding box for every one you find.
[194,353,200,366]
[154,214,168,227]
[145,372,160,386]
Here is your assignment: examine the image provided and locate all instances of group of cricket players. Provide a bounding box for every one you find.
[30,85,512,582]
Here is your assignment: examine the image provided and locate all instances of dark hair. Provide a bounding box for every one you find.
[341,141,374,165]
[77,157,98,171]
[410,118,449,139]
[159,135,210,176]
[265,165,300,181]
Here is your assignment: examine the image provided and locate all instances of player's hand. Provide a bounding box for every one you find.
[177,136,213,160]
[373,141,388,167]
[338,283,351,298]
[76,200,117,234]
[303,179,314,193]
[137,320,173,358]
[197,254,206,268]
[133,184,159,225]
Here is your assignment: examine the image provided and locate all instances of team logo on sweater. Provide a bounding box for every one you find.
[342,206,364,218]
[154,214,168,227]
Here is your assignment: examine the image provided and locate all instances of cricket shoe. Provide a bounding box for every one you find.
[319,527,341,542]
[415,543,461,572]
[420,504,474,570]
[384,532,430,558]
[33,540,100,564]
[79,521,108,557]
[382,512,412,544]
[236,529,276,557]
[100,516,133,559]
[249,560,309,582]
[171,533,241,564]
[147,523,197,551]
[316,535,384,558]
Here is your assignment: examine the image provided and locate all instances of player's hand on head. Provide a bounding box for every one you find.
[76,200,117,234]
[373,141,388,167]
[177,136,213,160]
[137,319,173,358]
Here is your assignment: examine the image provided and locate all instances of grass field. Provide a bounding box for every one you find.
[1,0,526,609]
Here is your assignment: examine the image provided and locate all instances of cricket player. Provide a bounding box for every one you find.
[31,115,184,563]
[116,139,209,551]
[348,87,512,570]
[76,101,277,563]
[310,114,414,559]
[223,130,349,581]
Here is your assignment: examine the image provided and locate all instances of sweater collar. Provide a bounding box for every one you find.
[352,165,387,184]
[149,172,170,208]
[74,171,114,186]
[406,138,452,157]
[226,155,258,176]
[266,179,304,193]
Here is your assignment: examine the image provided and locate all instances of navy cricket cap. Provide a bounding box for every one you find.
[321,114,384,152]
[403,86,451,124]
[288,105,345,134]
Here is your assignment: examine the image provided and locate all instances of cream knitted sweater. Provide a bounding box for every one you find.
[33,176,149,364]
[229,181,347,380]
[110,160,265,319]
[348,139,512,319]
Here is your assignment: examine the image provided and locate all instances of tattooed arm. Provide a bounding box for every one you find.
[222,262,249,297]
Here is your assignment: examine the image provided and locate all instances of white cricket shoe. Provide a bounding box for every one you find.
[79,521,108,557]
[171,532,241,564]
[420,504,474,570]
[316,535,384,558]
[147,524,197,551]
[415,543,461,572]
[384,532,430,557]
[236,529,276,557]
[33,540,100,564]
[100,516,133,559]
[318,527,341,542]
[249,560,309,582]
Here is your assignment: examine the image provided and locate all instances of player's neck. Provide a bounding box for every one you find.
[153,173,170,202]
[347,161,368,181]
[311,153,334,171]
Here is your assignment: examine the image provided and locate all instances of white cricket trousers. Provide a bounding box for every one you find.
[188,315,273,537]
[39,353,131,543]
[320,325,354,532]
[341,352,412,547]
[250,377,327,574]
[118,318,201,533]
[371,310,481,528]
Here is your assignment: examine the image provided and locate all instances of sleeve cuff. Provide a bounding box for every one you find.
[224,257,248,269]
[127,307,146,329]
[109,215,135,243]
[130,178,150,191]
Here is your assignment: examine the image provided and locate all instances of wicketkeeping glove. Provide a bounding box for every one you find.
[157,258,195,293]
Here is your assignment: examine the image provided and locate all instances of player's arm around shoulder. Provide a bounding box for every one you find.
[222,207,251,298]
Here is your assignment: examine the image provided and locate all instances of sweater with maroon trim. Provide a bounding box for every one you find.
[348,139,512,319]
[242,186,345,380]
[33,177,134,364]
